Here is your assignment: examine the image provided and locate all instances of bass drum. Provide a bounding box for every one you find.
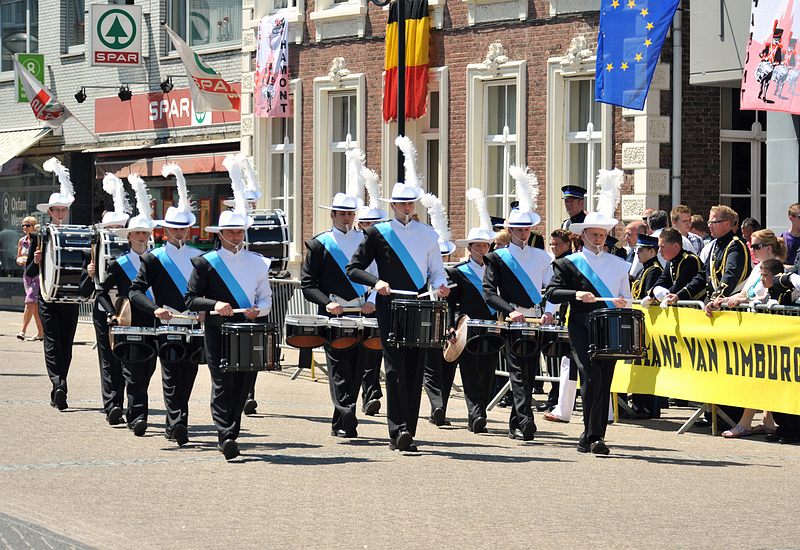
[247,209,289,276]
[40,224,94,303]
[93,229,128,285]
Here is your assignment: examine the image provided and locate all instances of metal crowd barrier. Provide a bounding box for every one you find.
[265,278,317,346]
[78,301,94,324]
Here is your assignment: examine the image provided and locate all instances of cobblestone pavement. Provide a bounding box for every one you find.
[0,312,798,549]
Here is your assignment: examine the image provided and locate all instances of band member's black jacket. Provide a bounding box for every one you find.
[631,256,663,301]
[562,211,587,231]
[650,249,704,301]
[684,231,751,299]
[96,251,153,328]
[445,260,495,326]
[482,244,554,316]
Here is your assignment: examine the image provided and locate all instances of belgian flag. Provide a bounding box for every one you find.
[383,0,430,122]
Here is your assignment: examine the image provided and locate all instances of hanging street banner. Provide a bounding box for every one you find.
[741,0,800,113]
[14,57,71,128]
[254,16,290,118]
[90,4,142,66]
[15,53,44,103]
[611,306,800,416]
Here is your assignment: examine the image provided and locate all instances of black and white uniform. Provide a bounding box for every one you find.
[445,259,498,428]
[684,231,751,300]
[545,249,632,446]
[631,256,663,301]
[97,250,157,427]
[301,227,379,434]
[649,249,704,302]
[185,247,272,445]
[129,242,203,435]
[347,218,447,440]
[25,229,81,405]
[483,242,556,434]
[562,211,586,232]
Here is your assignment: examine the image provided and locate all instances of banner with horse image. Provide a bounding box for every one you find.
[611,306,800,415]
[255,15,290,118]
[742,0,800,113]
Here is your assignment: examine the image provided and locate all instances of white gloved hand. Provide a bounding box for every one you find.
[640,296,653,308]
[659,297,671,309]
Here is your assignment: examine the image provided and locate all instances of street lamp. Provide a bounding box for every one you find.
[369,0,407,182]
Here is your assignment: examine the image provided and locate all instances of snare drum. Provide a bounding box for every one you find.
[111,326,157,363]
[247,210,290,275]
[588,308,646,359]
[537,325,569,358]
[506,322,540,358]
[328,317,362,350]
[360,318,382,351]
[773,64,789,83]
[40,224,94,303]
[756,60,775,83]
[387,299,448,348]
[221,322,280,372]
[156,326,192,362]
[188,328,206,365]
[464,320,507,356]
[285,314,329,349]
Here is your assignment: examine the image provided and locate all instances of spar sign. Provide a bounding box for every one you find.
[90,4,142,66]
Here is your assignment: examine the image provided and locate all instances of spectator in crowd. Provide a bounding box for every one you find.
[623,220,647,263]
[641,207,655,232]
[671,205,704,254]
[15,216,43,341]
[780,203,800,266]
[631,210,694,276]
[690,215,711,242]
[741,218,762,264]
[493,229,510,250]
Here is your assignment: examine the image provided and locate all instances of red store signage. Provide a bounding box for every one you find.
[94,85,240,134]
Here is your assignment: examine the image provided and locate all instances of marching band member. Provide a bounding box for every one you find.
[561,185,587,231]
[302,159,377,438]
[185,157,272,460]
[129,164,203,447]
[27,158,79,411]
[544,168,632,455]
[483,165,555,441]
[84,174,130,426]
[643,228,704,307]
[346,136,449,453]
[630,235,662,301]
[96,175,157,436]
[447,189,498,433]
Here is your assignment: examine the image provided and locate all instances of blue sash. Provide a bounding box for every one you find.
[566,252,617,308]
[117,254,153,301]
[317,232,366,296]
[457,264,496,315]
[495,248,542,304]
[151,246,188,296]
[375,222,425,290]
[746,274,762,299]
[204,251,251,308]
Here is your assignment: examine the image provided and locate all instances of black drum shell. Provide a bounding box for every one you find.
[506,323,540,358]
[221,322,279,372]
[360,318,382,351]
[588,308,646,359]
[112,331,157,364]
[465,322,506,356]
[157,330,189,362]
[285,322,329,349]
[387,299,448,349]
[328,318,362,350]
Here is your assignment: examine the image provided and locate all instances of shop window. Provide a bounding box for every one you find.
[1,0,38,74]
[167,0,242,52]
[720,88,767,222]
[64,0,84,53]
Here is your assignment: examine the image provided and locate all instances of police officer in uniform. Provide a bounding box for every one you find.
[302,192,378,438]
[130,164,203,447]
[561,185,587,231]
[186,161,272,460]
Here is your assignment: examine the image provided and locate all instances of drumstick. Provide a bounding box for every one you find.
[417,283,458,299]
[170,313,200,321]
[504,317,543,324]
[390,289,418,296]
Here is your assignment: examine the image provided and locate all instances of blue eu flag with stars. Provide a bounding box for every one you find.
[595,0,680,110]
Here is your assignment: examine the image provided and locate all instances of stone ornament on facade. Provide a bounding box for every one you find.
[560,36,593,73]
[328,57,351,88]
[483,43,509,76]
[242,72,255,93]
[241,115,255,136]
[242,29,256,52]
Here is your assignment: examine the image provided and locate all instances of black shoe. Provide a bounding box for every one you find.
[766,432,782,442]
[172,424,189,446]
[53,388,67,411]
[521,421,536,441]
[243,398,258,416]
[107,406,124,426]
[219,439,240,460]
[532,387,545,395]
[590,440,610,455]
[363,399,381,416]
[132,419,147,437]
[536,401,555,412]
[331,428,358,438]
[508,428,525,440]
[693,418,711,428]
[577,441,591,453]
[472,417,487,434]
[497,395,513,408]
[779,436,800,444]
[396,430,413,451]
[429,407,446,427]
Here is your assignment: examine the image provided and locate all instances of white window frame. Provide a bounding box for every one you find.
[465,59,526,231]
[0,0,37,78]
[548,0,600,16]
[546,57,613,235]
[720,122,765,222]
[462,0,527,26]
[166,0,243,54]
[255,79,302,262]
[309,0,367,41]
[64,0,84,55]
[313,71,366,234]
[381,66,449,217]
[255,0,304,33]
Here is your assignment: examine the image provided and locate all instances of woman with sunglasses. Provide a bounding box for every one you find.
[16,216,44,341]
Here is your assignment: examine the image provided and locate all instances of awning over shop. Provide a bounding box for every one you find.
[94,151,234,179]
[0,127,52,169]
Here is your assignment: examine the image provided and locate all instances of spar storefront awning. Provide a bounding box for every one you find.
[0,127,51,168]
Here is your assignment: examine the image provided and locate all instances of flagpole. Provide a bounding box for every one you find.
[71,113,100,141]
[397,0,406,183]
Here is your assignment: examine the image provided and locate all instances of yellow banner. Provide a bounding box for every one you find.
[611,306,800,415]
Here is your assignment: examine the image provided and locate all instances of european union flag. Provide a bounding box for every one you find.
[595,0,680,110]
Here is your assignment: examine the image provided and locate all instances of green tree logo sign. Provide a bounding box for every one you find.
[97,9,136,50]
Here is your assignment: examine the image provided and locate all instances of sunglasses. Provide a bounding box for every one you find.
[751,243,767,250]
[22,224,32,227]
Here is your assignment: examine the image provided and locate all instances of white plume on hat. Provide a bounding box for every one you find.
[509,165,538,213]
[421,192,452,243]
[162,163,193,214]
[466,187,492,232]
[362,166,382,208]
[223,155,248,217]
[345,146,366,204]
[43,158,75,201]
[395,135,421,191]
[236,153,261,201]
[102,174,131,217]
[595,168,623,220]
[128,174,153,223]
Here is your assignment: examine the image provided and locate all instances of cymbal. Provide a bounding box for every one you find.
[443,314,469,362]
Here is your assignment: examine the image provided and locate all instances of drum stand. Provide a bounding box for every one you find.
[289,348,329,381]
[676,404,735,437]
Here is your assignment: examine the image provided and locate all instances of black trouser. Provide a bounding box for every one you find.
[39,298,79,399]
[92,303,125,414]
[361,349,383,405]
[123,355,157,426]
[158,336,198,432]
[247,374,257,401]
[326,343,369,432]
[459,350,498,427]
[773,412,800,438]
[377,294,426,439]
[505,339,538,433]
[569,314,615,444]
[424,352,457,415]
